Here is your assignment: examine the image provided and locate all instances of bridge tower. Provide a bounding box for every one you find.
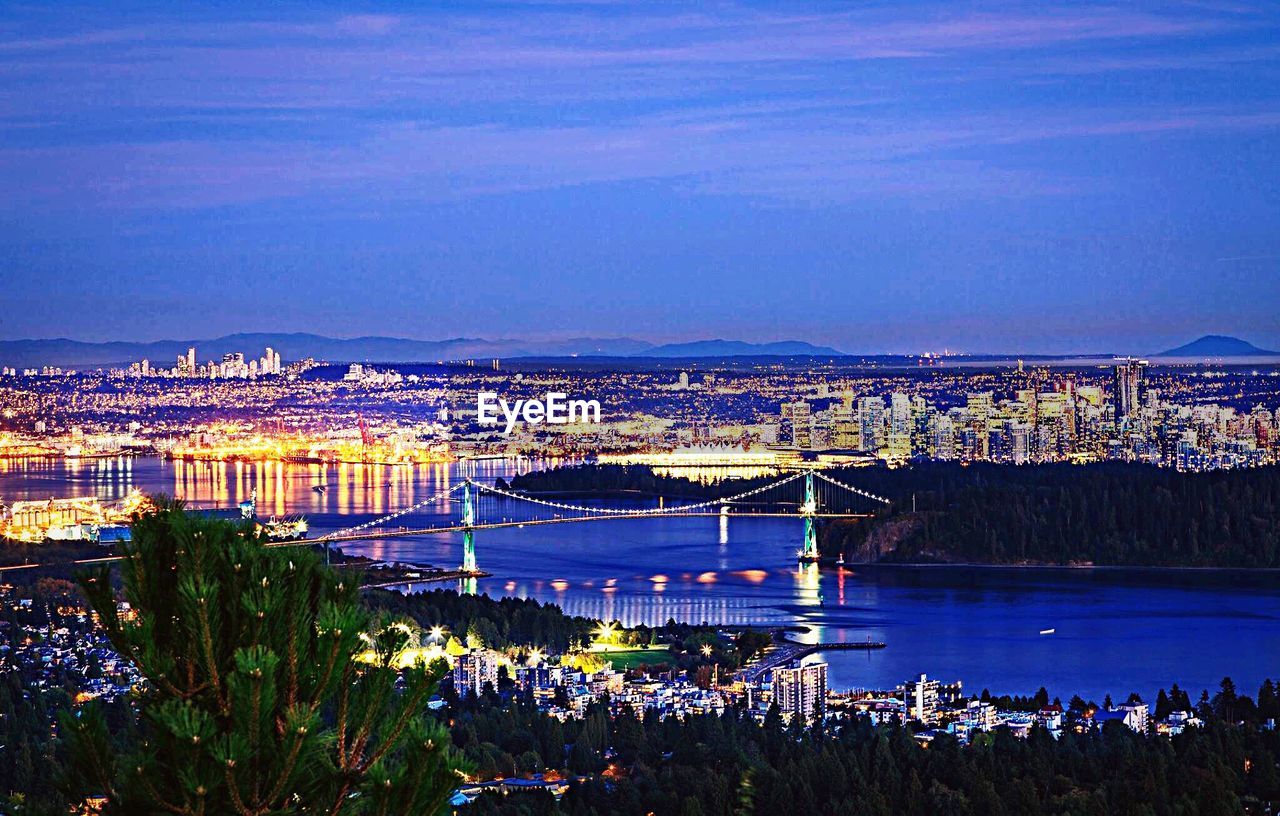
[462,479,477,573]
[799,471,819,563]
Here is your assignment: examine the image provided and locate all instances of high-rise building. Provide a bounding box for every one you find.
[858,396,886,452]
[452,649,501,697]
[890,392,911,436]
[1113,358,1147,420]
[780,400,812,449]
[929,413,956,460]
[831,403,858,449]
[903,673,940,725]
[187,347,197,375]
[773,661,827,722]
[966,392,994,425]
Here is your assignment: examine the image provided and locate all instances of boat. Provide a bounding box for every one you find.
[312,484,327,494]
[1039,628,1055,635]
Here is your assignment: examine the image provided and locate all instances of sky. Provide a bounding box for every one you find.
[2,1,1279,354]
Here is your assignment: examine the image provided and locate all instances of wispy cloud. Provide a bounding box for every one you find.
[0,1,1278,211]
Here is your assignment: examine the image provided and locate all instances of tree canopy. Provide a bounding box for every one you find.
[60,500,462,816]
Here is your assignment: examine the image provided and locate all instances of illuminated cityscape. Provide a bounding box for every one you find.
[4,0,1280,810]
[2,353,1277,474]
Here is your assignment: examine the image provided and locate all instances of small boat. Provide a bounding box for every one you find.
[312,484,327,494]
[1039,628,1055,635]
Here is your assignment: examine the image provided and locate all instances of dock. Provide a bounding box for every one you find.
[737,636,887,684]
[362,569,491,589]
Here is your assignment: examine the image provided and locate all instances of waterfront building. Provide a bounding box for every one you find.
[904,673,941,725]
[772,661,827,722]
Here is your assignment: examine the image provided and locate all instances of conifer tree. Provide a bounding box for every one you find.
[60,500,462,815]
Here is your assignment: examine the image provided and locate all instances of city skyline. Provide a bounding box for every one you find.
[4,330,1280,370]
[3,1,1279,350]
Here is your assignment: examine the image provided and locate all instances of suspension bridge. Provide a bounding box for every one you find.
[0,470,890,579]
[312,469,891,574]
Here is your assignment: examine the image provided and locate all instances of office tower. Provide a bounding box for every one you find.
[966,391,994,425]
[858,396,886,452]
[1114,358,1147,420]
[929,413,956,460]
[187,347,197,375]
[773,662,827,722]
[890,392,911,436]
[1012,423,1031,464]
[910,395,929,453]
[780,400,812,449]
[831,403,858,449]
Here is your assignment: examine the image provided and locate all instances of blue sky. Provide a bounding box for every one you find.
[2,1,1279,353]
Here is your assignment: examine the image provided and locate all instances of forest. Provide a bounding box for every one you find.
[508,462,1280,567]
[450,684,1280,816]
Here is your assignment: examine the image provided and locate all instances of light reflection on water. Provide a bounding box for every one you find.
[3,456,1280,702]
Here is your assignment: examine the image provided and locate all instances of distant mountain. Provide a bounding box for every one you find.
[0,334,845,367]
[0,333,655,368]
[639,339,844,358]
[1155,335,1279,358]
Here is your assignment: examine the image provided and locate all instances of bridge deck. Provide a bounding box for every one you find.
[318,511,875,543]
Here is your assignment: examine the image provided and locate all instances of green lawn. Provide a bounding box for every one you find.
[598,647,674,669]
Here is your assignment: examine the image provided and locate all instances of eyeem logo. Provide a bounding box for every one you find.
[477,392,601,435]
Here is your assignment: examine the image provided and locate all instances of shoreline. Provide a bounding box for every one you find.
[846,560,1280,575]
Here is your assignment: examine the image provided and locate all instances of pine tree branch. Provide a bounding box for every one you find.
[249,673,263,805]
[223,764,258,816]
[349,676,393,766]
[136,768,197,816]
[335,672,352,771]
[196,598,228,716]
[324,780,353,816]
[357,678,435,774]
[261,726,307,807]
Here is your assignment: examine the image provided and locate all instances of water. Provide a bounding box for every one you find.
[3,456,1278,703]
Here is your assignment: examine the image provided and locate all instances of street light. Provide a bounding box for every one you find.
[595,622,616,651]
[429,625,446,644]
[701,644,713,658]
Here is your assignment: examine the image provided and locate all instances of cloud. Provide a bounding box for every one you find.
[0,1,1277,212]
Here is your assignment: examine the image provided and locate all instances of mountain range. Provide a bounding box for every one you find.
[4,332,1275,368]
[0,333,845,367]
